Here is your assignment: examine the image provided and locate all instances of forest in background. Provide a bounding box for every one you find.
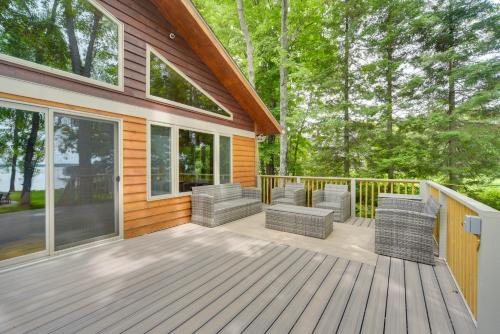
[194,0,500,208]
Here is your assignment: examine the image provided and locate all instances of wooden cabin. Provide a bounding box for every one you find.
[0,0,280,264]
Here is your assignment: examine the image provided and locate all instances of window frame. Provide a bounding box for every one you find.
[0,0,125,91]
[147,121,176,201]
[177,126,216,195]
[218,135,233,184]
[145,44,233,121]
[147,122,233,199]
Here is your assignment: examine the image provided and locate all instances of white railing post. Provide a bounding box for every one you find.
[257,175,261,189]
[476,210,500,334]
[438,191,448,259]
[420,180,430,200]
[350,179,356,218]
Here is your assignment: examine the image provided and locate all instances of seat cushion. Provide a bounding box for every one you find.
[273,197,296,205]
[214,198,260,213]
[315,201,340,210]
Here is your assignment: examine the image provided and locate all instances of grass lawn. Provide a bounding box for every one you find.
[0,191,45,214]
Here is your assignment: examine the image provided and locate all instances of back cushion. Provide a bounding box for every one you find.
[284,183,304,198]
[325,184,348,202]
[216,184,242,203]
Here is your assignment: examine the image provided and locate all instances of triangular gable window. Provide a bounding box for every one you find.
[147,46,231,118]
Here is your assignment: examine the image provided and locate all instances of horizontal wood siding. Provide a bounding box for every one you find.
[0,0,255,132]
[233,135,257,187]
[121,115,191,239]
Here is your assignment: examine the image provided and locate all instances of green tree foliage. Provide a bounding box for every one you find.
[195,0,499,200]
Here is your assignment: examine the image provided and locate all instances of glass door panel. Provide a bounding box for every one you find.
[0,107,46,261]
[53,113,117,250]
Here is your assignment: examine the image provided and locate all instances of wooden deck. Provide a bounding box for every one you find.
[0,223,475,334]
[344,216,375,228]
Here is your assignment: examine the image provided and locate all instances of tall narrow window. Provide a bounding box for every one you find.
[219,136,231,184]
[178,129,214,192]
[148,48,231,118]
[0,0,121,87]
[150,125,172,197]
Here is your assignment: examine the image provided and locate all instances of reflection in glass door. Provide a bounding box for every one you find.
[53,113,117,250]
[0,106,46,261]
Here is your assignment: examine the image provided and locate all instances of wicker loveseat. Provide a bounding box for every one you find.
[375,197,439,265]
[312,184,351,223]
[271,183,307,206]
[191,183,262,227]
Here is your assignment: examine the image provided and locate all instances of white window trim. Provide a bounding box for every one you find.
[0,0,124,91]
[146,45,234,121]
[218,134,233,184]
[147,121,176,201]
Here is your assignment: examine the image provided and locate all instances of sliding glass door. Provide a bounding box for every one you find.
[53,113,118,250]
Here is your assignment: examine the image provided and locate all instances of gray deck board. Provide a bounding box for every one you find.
[420,262,455,333]
[290,258,349,333]
[313,261,362,333]
[385,258,407,333]
[434,261,477,334]
[344,217,374,228]
[265,255,337,334]
[405,261,431,334]
[196,250,316,334]
[0,223,476,334]
[219,252,326,334]
[336,263,376,334]
[360,256,390,334]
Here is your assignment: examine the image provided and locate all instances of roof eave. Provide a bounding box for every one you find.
[152,0,281,135]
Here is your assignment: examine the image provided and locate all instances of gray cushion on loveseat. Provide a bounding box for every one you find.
[192,183,262,227]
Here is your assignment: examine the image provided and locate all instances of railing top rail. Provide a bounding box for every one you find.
[426,180,498,214]
[259,175,422,183]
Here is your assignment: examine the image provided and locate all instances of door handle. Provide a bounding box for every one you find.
[116,176,121,183]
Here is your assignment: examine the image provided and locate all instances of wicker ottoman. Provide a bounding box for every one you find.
[265,204,334,239]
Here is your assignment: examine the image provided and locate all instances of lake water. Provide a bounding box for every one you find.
[0,166,69,192]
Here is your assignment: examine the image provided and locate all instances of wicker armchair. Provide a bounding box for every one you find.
[375,197,439,265]
[312,184,351,223]
[271,183,306,206]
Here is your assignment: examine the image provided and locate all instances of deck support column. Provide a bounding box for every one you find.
[350,179,356,218]
[476,210,500,334]
[438,192,448,259]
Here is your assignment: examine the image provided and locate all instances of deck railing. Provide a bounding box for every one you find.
[258,175,500,333]
[259,175,421,218]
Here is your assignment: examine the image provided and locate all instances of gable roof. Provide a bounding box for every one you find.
[151,0,281,135]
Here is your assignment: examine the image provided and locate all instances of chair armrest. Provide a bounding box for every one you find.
[271,187,285,201]
[242,187,261,200]
[312,190,325,206]
[191,193,215,219]
[293,188,307,206]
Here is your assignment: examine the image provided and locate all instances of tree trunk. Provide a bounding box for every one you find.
[385,43,394,179]
[279,0,289,176]
[265,135,275,175]
[236,0,255,87]
[63,0,83,75]
[82,11,103,77]
[446,5,457,187]
[9,111,22,192]
[21,112,41,205]
[342,8,350,177]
